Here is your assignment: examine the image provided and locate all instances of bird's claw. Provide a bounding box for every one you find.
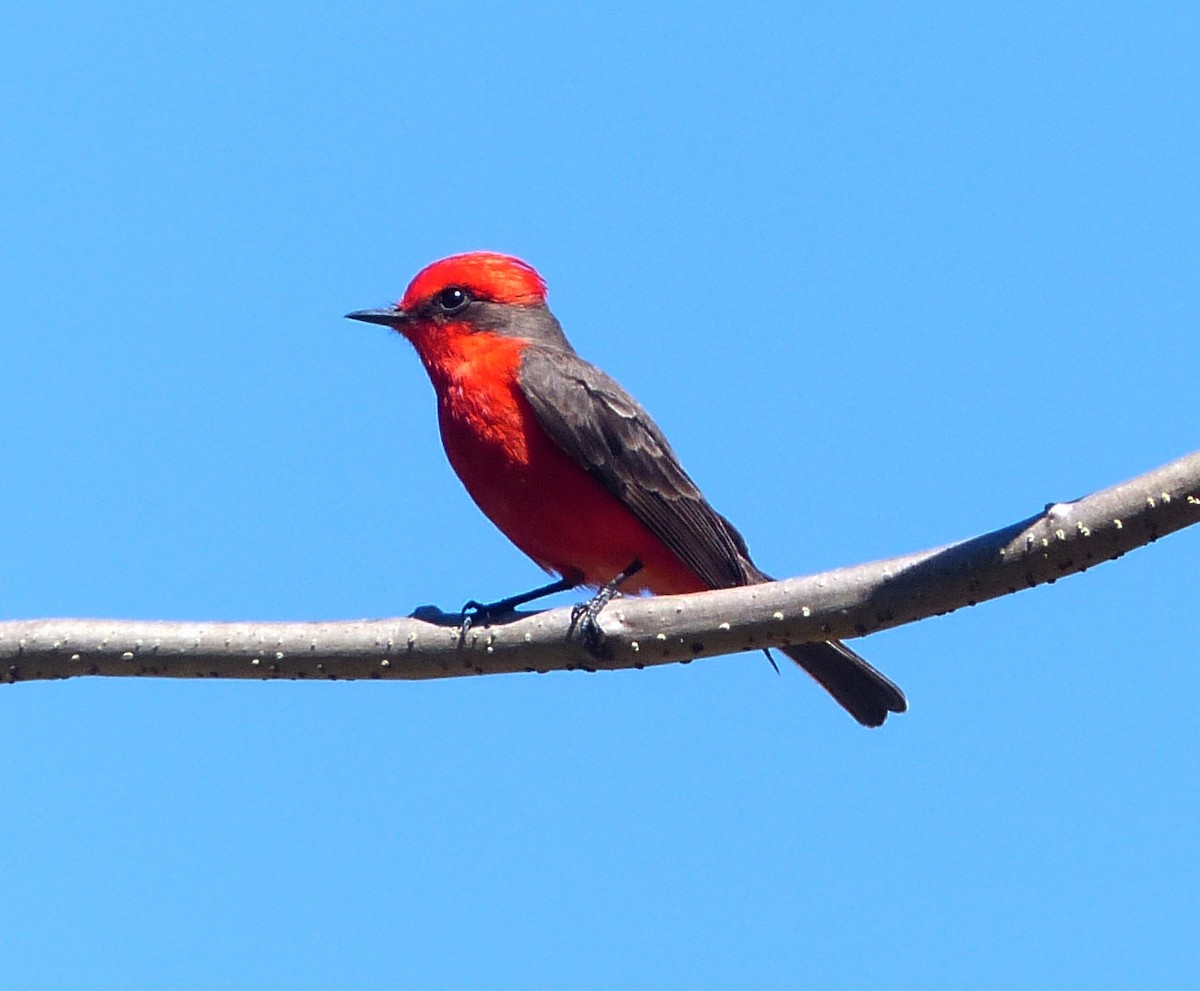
[569,590,621,658]
[568,559,643,659]
[569,602,602,656]
[459,599,502,640]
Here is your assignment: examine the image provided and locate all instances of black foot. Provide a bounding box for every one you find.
[569,559,644,658]
[458,574,582,640]
[569,592,616,656]
[459,599,500,639]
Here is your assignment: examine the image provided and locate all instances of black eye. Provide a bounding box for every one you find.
[435,287,471,313]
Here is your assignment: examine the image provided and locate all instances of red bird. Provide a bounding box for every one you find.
[348,252,906,726]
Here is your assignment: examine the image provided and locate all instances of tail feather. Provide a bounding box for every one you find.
[781,640,907,728]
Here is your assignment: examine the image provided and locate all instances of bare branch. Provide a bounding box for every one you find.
[3,451,1198,686]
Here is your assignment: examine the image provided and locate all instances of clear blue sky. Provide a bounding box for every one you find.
[3,3,1198,988]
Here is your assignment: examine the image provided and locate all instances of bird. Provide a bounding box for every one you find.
[347,252,906,726]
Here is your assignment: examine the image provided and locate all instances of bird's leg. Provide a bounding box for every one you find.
[570,559,644,656]
[461,574,582,636]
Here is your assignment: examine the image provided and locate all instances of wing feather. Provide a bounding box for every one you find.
[517,345,908,727]
[517,346,750,589]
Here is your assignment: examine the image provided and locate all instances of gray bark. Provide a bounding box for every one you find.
[3,451,1197,685]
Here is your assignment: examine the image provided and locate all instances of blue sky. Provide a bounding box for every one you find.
[3,3,1198,987]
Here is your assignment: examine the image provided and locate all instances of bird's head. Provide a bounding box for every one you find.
[347,252,570,359]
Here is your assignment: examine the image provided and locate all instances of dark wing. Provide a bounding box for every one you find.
[519,345,909,728]
[517,344,752,589]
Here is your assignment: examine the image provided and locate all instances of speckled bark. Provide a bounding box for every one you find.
[3,451,1197,686]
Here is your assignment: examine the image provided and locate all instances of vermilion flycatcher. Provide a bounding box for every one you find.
[348,252,906,726]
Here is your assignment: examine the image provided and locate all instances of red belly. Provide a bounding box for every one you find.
[437,382,706,596]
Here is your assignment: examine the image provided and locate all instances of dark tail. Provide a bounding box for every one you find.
[735,554,907,727]
[781,640,907,728]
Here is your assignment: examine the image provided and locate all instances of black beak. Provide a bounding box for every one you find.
[345,307,408,328]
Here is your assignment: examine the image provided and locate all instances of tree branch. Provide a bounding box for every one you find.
[3,451,1198,686]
